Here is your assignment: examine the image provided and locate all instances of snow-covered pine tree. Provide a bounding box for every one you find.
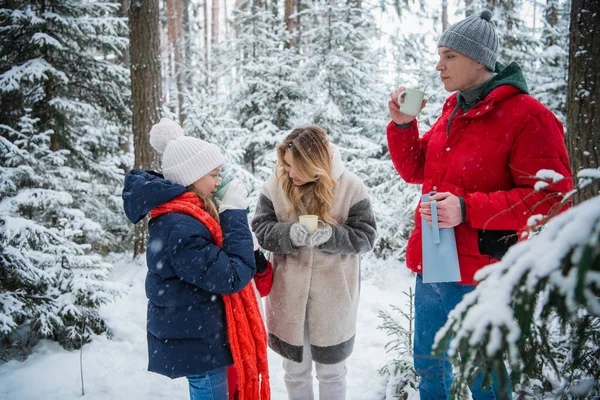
[433,171,600,398]
[377,288,420,399]
[0,0,129,355]
[370,3,447,262]
[292,0,411,263]
[218,0,303,193]
[178,0,219,142]
[468,0,537,71]
[294,0,383,152]
[529,0,569,124]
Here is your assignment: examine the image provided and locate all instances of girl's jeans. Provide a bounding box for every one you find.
[187,367,228,400]
[414,273,512,400]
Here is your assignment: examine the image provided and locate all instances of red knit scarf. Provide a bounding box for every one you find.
[150,192,270,400]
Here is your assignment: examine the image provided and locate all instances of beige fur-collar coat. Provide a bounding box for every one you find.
[251,146,377,364]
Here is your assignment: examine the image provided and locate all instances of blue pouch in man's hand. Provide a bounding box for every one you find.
[421,193,461,283]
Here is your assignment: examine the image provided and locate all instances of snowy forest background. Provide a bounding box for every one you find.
[0,0,598,398]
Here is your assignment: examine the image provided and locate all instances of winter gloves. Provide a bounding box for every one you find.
[254,249,269,274]
[290,222,332,248]
[215,180,249,213]
[309,224,332,247]
[290,223,311,247]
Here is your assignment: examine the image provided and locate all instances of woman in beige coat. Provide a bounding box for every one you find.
[251,126,377,400]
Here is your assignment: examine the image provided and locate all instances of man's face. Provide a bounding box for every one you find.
[436,47,484,92]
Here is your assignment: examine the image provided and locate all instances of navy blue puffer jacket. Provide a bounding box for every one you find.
[123,170,256,378]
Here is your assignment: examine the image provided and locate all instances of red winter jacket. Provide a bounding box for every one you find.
[387,83,572,284]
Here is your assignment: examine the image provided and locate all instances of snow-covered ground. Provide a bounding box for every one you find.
[0,254,415,400]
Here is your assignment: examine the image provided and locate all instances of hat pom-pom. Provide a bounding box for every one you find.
[149,118,184,154]
[480,9,493,21]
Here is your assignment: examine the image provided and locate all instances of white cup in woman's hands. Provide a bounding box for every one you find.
[298,215,320,232]
[218,179,249,213]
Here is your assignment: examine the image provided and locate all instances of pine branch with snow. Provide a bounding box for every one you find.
[0,1,130,358]
[433,171,600,398]
[377,289,420,399]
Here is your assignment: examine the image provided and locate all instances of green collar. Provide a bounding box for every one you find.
[457,61,529,112]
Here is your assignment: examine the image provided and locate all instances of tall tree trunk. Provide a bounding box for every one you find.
[167,0,185,125]
[543,0,558,47]
[442,0,448,31]
[120,0,129,68]
[223,0,229,40]
[129,0,162,257]
[284,0,294,48]
[296,0,302,48]
[211,0,219,90]
[117,0,131,163]
[182,0,192,92]
[532,0,536,32]
[235,0,243,38]
[46,77,57,152]
[567,0,600,203]
[166,0,175,109]
[204,0,210,86]
[212,0,219,46]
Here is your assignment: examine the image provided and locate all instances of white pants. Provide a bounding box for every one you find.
[282,323,347,400]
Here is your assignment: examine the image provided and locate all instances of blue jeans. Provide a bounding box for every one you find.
[187,367,228,400]
[414,274,511,400]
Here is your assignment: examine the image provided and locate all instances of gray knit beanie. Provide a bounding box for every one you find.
[149,118,225,187]
[438,9,498,70]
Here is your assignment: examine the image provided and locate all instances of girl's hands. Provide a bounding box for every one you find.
[218,180,249,213]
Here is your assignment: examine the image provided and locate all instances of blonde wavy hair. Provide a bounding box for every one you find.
[277,126,337,224]
[187,186,220,224]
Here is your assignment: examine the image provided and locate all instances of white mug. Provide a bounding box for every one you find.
[398,88,425,116]
[299,215,320,232]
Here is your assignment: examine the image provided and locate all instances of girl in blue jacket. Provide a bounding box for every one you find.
[123,118,269,400]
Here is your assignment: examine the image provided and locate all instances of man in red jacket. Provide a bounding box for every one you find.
[386,9,572,400]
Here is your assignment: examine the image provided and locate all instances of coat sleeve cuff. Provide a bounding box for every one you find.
[393,120,415,129]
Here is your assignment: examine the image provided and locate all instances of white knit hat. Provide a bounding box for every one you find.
[149,118,225,187]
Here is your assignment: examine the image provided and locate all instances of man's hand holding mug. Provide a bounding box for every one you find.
[388,86,427,125]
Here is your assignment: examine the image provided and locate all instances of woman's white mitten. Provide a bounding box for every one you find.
[218,180,249,213]
[308,224,332,247]
[290,223,311,248]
